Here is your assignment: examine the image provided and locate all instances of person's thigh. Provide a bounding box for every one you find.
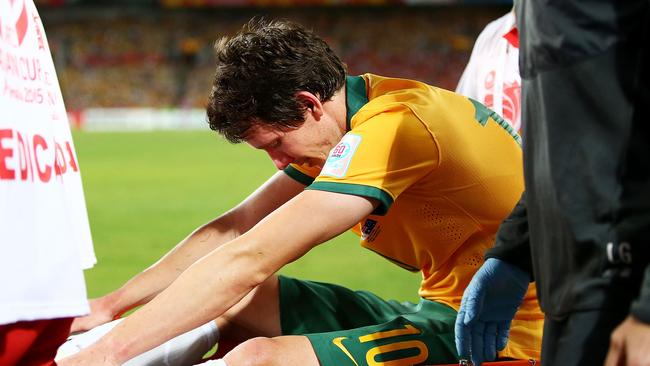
[0,317,73,366]
[541,309,628,366]
[216,274,282,342]
[279,276,458,366]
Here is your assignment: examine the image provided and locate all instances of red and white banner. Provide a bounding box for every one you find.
[1,0,95,324]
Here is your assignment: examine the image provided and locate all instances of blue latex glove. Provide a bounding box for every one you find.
[455,258,530,366]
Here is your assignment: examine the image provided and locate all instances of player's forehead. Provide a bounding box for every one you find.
[244,124,285,148]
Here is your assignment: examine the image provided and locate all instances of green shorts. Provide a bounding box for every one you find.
[278,276,458,366]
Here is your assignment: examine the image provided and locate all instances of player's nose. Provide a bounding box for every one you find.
[266,149,293,170]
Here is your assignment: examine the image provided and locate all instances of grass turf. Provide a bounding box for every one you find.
[73,130,420,302]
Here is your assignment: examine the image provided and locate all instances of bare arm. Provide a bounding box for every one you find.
[62,188,377,365]
[73,171,305,331]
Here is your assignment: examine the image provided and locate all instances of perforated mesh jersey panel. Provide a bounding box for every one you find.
[416,202,484,268]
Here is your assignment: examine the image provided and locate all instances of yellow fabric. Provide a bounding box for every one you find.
[291,74,542,360]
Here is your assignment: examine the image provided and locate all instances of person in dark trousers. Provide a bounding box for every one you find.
[454,0,650,365]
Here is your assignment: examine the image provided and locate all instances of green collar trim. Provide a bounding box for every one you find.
[345,75,368,132]
[283,165,315,186]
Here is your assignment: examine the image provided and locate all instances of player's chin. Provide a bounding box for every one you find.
[295,158,322,169]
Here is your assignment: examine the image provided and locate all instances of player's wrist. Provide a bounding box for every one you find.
[82,323,137,365]
[96,291,127,320]
[86,336,124,365]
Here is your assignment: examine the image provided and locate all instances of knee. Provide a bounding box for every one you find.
[224,337,280,366]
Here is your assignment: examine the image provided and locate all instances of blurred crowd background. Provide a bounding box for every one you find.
[37,0,510,112]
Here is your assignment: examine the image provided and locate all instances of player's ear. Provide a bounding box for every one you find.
[296,91,323,119]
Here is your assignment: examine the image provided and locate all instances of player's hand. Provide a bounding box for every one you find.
[70,297,116,334]
[605,315,650,366]
[455,258,530,366]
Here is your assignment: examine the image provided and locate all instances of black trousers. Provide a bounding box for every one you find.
[541,310,629,366]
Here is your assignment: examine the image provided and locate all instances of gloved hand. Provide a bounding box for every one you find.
[455,258,530,366]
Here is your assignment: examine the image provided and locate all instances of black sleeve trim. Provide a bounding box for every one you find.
[484,191,534,281]
[631,266,650,323]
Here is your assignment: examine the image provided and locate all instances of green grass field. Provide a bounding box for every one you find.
[73,130,420,302]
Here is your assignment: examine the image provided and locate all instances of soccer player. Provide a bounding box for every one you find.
[455,0,650,365]
[59,18,542,366]
[0,0,96,364]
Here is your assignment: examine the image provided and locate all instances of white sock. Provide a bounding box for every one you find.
[56,319,126,360]
[127,320,219,366]
[56,319,220,366]
[194,359,228,366]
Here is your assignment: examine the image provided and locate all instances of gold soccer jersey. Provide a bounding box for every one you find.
[285,74,542,360]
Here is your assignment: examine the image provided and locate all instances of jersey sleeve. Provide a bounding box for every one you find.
[307,109,439,215]
[631,266,650,323]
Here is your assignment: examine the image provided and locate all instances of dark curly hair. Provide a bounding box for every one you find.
[207,18,347,143]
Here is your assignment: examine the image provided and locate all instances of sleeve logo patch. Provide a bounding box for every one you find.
[321,133,362,178]
[361,218,381,242]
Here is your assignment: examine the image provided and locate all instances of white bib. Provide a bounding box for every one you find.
[0,0,95,324]
[456,12,521,133]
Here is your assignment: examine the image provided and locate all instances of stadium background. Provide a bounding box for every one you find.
[36,0,511,301]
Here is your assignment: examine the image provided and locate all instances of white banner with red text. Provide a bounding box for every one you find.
[0,0,95,324]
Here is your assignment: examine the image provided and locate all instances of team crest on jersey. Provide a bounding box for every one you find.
[321,133,362,178]
[361,219,381,242]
